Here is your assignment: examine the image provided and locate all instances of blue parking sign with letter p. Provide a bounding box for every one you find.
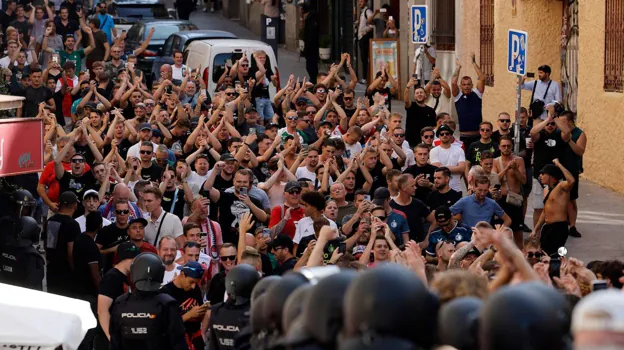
[411,5,428,44]
[507,29,528,75]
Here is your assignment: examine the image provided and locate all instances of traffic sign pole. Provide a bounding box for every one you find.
[514,75,522,155]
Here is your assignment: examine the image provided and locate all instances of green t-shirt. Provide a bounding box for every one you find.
[59,49,86,72]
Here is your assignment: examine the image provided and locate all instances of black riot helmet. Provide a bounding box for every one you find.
[282,284,314,335]
[343,264,439,349]
[479,283,570,350]
[226,264,261,306]
[9,189,36,218]
[252,275,282,303]
[264,273,309,335]
[438,297,483,350]
[131,252,165,292]
[301,270,358,347]
[16,216,41,247]
[339,336,420,350]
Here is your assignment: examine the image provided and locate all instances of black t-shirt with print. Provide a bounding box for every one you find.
[405,103,437,147]
[533,129,567,178]
[366,86,392,111]
[73,143,96,166]
[95,224,129,273]
[140,163,163,182]
[59,171,96,217]
[355,162,385,194]
[162,188,186,220]
[426,189,463,210]
[215,191,263,244]
[161,282,204,336]
[73,233,102,296]
[466,140,499,165]
[202,174,234,223]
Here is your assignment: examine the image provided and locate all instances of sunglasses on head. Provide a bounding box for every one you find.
[115,209,130,215]
[394,133,405,137]
[71,158,85,163]
[527,251,544,259]
[499,119,511,123]
[422,134,434,139]
[140,150,152,155]
[220,255,236,261]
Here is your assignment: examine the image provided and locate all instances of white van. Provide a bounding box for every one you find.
[184,39,280,98]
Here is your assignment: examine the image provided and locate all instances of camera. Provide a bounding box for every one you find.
[553,101,566,116]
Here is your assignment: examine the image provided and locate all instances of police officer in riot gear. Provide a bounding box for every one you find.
[109,252,188,350]
[235,275,282,350]
[0,188,44,290]
[209,263,260,350]
[340,264,439,350]
[437,297,483,350]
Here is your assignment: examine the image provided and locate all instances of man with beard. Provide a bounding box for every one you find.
[295,147,320,182]
[268,181,305,239]
[424,67,453,116]
[207,243,237,304]
[85,17,110,69]
[403,143,437,202]
[430,125,466,192]
[96,1,116,44]
[55,29,95,73]
[520,65,562,120]
[493,136,527,248]
[404,79,437,147]
[435,240,456,271]
[451,176,511,228]
[75,189,111,232]
[426,167,463,211]
[451,54,486,147]
[159,236,180,285]
[124,217,157,255]
[182,198,223,277]
[138,142,163,183]
[127,123,158,160]
[390,174,434,242]
[55,139,97,216]
[104,45,125,81]
[425,206,471,261]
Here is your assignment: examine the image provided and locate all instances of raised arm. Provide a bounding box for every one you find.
[470,52,485,94]
[451,58,461,97]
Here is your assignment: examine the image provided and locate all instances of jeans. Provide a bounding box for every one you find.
[255,97,275,121]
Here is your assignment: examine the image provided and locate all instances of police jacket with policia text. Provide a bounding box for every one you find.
[209,301,251,350]
[109,291,189,350]
[0,240,44,290]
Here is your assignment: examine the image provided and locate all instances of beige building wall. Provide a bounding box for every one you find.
[577,1,624,194]
[458,0,561,121]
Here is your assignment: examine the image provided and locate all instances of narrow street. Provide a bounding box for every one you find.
[186,10,624,263]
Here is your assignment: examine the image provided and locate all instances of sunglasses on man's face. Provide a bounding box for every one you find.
[394,133,405,138]
[375,215,387,221]
[343,97,353,101]
[499,119,511,123]
[226,92,236,96]
[140,150,152,155]
[144,103,155,107]
[71,158,85,163]
[306,111,316,115]
[480,129,492,132]
[288,116,298,121]
[287,189,302,195]
[240,64,249,68]
[316,89,326,94]
[439,132,451,137]
[115,209,130,215]
[547,122,556,126]
[527,251,544,259]
[220,255,236,261]
[422,134,434,139]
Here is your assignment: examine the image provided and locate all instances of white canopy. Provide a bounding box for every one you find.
[0,283,96,350]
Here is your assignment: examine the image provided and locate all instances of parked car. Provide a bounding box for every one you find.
[93,0,176,39]
[184,39,280,98]
[125,19,198,85]
[151,30,237,83]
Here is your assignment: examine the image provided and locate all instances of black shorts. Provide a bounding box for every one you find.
[500,197,524,231]
[540,221,569,256]
[570,174,580,201]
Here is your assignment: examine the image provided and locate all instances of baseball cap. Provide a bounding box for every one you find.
[59,191,78,205]
[177,260,205,279]
[220,153,236,162]
[436,124,453,137]
[296,97,308,105]
[271,234,294,252]
[83,189,100,201]
[284,180,302,193]
[139,123,152,131]
[435,206,452,222]
[539,164,562,180]
[117,241,141,261]
[572,289,624,334]
[372,187,391,206]
[245,106,257,114]
[83,102,98,111]
[266,122,279,130]
[128,217,148,227]
[152,128,163,138]
[319,120,333,128]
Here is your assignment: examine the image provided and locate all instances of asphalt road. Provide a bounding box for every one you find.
[183,9,624,263]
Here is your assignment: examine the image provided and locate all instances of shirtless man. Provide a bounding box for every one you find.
[493,135,527,248]
[530,159,574,256]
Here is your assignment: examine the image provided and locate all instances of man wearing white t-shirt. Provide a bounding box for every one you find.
[413,44,437,84]
[171,50,187,81]
[75,190,111,232]
[341,126,363,160]
[424,68,453,117]
[292,192,337,256]
[430,125,466,192]
[143,187,184,247]
[295,147,320,182]
[158,236,180,285]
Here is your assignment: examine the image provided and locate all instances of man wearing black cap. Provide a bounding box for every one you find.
[531,159,575,256]
[126,217,158,255]
[272,234,297,275]
[238,106,266,136]
[430,124,466,192]
[269,180,306,239]
[45,191,81,297]
[161,261,210,350]
[426,206,472,259]
[96,241,140,349]
[371,187,410,245]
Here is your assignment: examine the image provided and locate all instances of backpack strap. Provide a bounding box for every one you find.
[529,80,538,104]
[542,80,553,100]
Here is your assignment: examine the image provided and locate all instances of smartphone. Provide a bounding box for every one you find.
[262,228,271,241]
[389,15,393,21]
[380,8,387,13]
[412,73,418,79]
[182,67,186,76]
[165,86,172,94]
[363,195,371,201]
[591,280,608,291]
[527,72,535,78]
[249,127,256,135]
[338,242,346,254]
[200,232,207,238]
[85,69,89,76]
[52,56,58,63]
[240,187,248,196]
[549,258,562,279]
[493,184,502,191]
[202,301,211,307]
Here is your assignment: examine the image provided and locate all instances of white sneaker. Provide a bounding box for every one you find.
[210,7,214,12]
[203,8,207,12]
